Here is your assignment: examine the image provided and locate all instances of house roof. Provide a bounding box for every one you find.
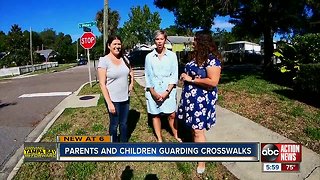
[167,36,194,44]
[36,49,57,59]
[228,41,260,46]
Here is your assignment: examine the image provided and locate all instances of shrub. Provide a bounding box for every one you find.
[295,63,320,96]
[273,33,320,86]
[292,33,320,64]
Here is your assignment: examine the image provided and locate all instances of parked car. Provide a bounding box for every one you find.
[127,50,152,69]
[77,57,88,66]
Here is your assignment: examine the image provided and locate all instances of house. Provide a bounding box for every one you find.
[227,41,261,54]
[224,41,263,64]
[167,36,194,52]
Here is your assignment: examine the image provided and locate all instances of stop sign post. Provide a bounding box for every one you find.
[80,32,96,87]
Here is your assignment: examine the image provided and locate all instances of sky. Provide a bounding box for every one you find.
[0,0,234,42]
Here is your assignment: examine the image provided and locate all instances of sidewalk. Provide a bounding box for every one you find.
[134,70,320,180]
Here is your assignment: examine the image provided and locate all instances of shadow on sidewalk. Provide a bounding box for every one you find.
[177,121,193,142]
[121,165,134,180]
[127,109,140,141]
[120,165,159,180]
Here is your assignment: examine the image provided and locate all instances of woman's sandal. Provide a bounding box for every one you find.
[174,137,182,143]
[197,167,205,174]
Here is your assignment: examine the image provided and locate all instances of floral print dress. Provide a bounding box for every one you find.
[177,56,221,130]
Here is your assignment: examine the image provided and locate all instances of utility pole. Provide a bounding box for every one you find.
[76,38,79,61]
[30,27,34,72]
[103,0,108,55]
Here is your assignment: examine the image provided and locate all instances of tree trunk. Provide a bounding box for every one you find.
[263,28,274,69]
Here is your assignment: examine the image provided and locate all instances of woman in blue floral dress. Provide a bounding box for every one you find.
[177,30,222,174]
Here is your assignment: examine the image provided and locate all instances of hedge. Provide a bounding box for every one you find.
[295,63,320,96]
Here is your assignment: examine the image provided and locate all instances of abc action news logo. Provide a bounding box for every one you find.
[261,143,302,162]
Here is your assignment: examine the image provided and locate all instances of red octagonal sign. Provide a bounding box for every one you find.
[80,32,96,49]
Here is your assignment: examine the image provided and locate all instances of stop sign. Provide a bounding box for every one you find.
[80,32,96,49]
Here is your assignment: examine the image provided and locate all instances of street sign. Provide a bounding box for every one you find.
[83,27,91,32]
[80,32,96,49]
[78,21,97,28]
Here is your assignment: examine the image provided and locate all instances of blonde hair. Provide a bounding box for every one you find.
[153,30,167,40]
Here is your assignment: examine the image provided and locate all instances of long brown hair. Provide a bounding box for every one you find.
[193,30,222,66]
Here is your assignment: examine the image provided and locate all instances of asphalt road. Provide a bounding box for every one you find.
[0,64,96,170]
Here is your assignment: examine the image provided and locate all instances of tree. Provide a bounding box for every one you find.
[212,28,236,51]
[22,30,44,64]
[1,25,80,67]
[0,31,7,53]
[164,25,193,36]
[3,24,29,66]
[118,27,139,49]
[154,0,221,31]
[155,0,311,69]
[305,0,320,33]
[226,0,308,68]
[96,8,120,36]
[39,28,56,49]
[54,33,75,63]
[30,31,43,51]
[119,5,161,48]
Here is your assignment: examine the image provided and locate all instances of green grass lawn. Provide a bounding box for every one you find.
[218,66,320,154]
[14,82,237,180]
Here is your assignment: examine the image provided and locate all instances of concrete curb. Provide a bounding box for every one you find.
[2,81,92,180]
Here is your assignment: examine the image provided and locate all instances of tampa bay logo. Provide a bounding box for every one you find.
[261,144,279,162]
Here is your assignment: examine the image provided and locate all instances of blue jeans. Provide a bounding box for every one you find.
[106,100,129,142]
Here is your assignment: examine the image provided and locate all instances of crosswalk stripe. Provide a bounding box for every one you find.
[19,92,72,98]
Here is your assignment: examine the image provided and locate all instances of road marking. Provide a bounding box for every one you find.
[0,80,12,84]
[19,92,72,98]
[8,74,38,79]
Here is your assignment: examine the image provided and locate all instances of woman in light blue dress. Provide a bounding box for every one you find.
[145,30,181,142]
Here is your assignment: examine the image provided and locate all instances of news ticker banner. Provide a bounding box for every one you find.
[23,135,302,171]
[57,142,259,161]
[24,138,259,162]
[261,143,302,173]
